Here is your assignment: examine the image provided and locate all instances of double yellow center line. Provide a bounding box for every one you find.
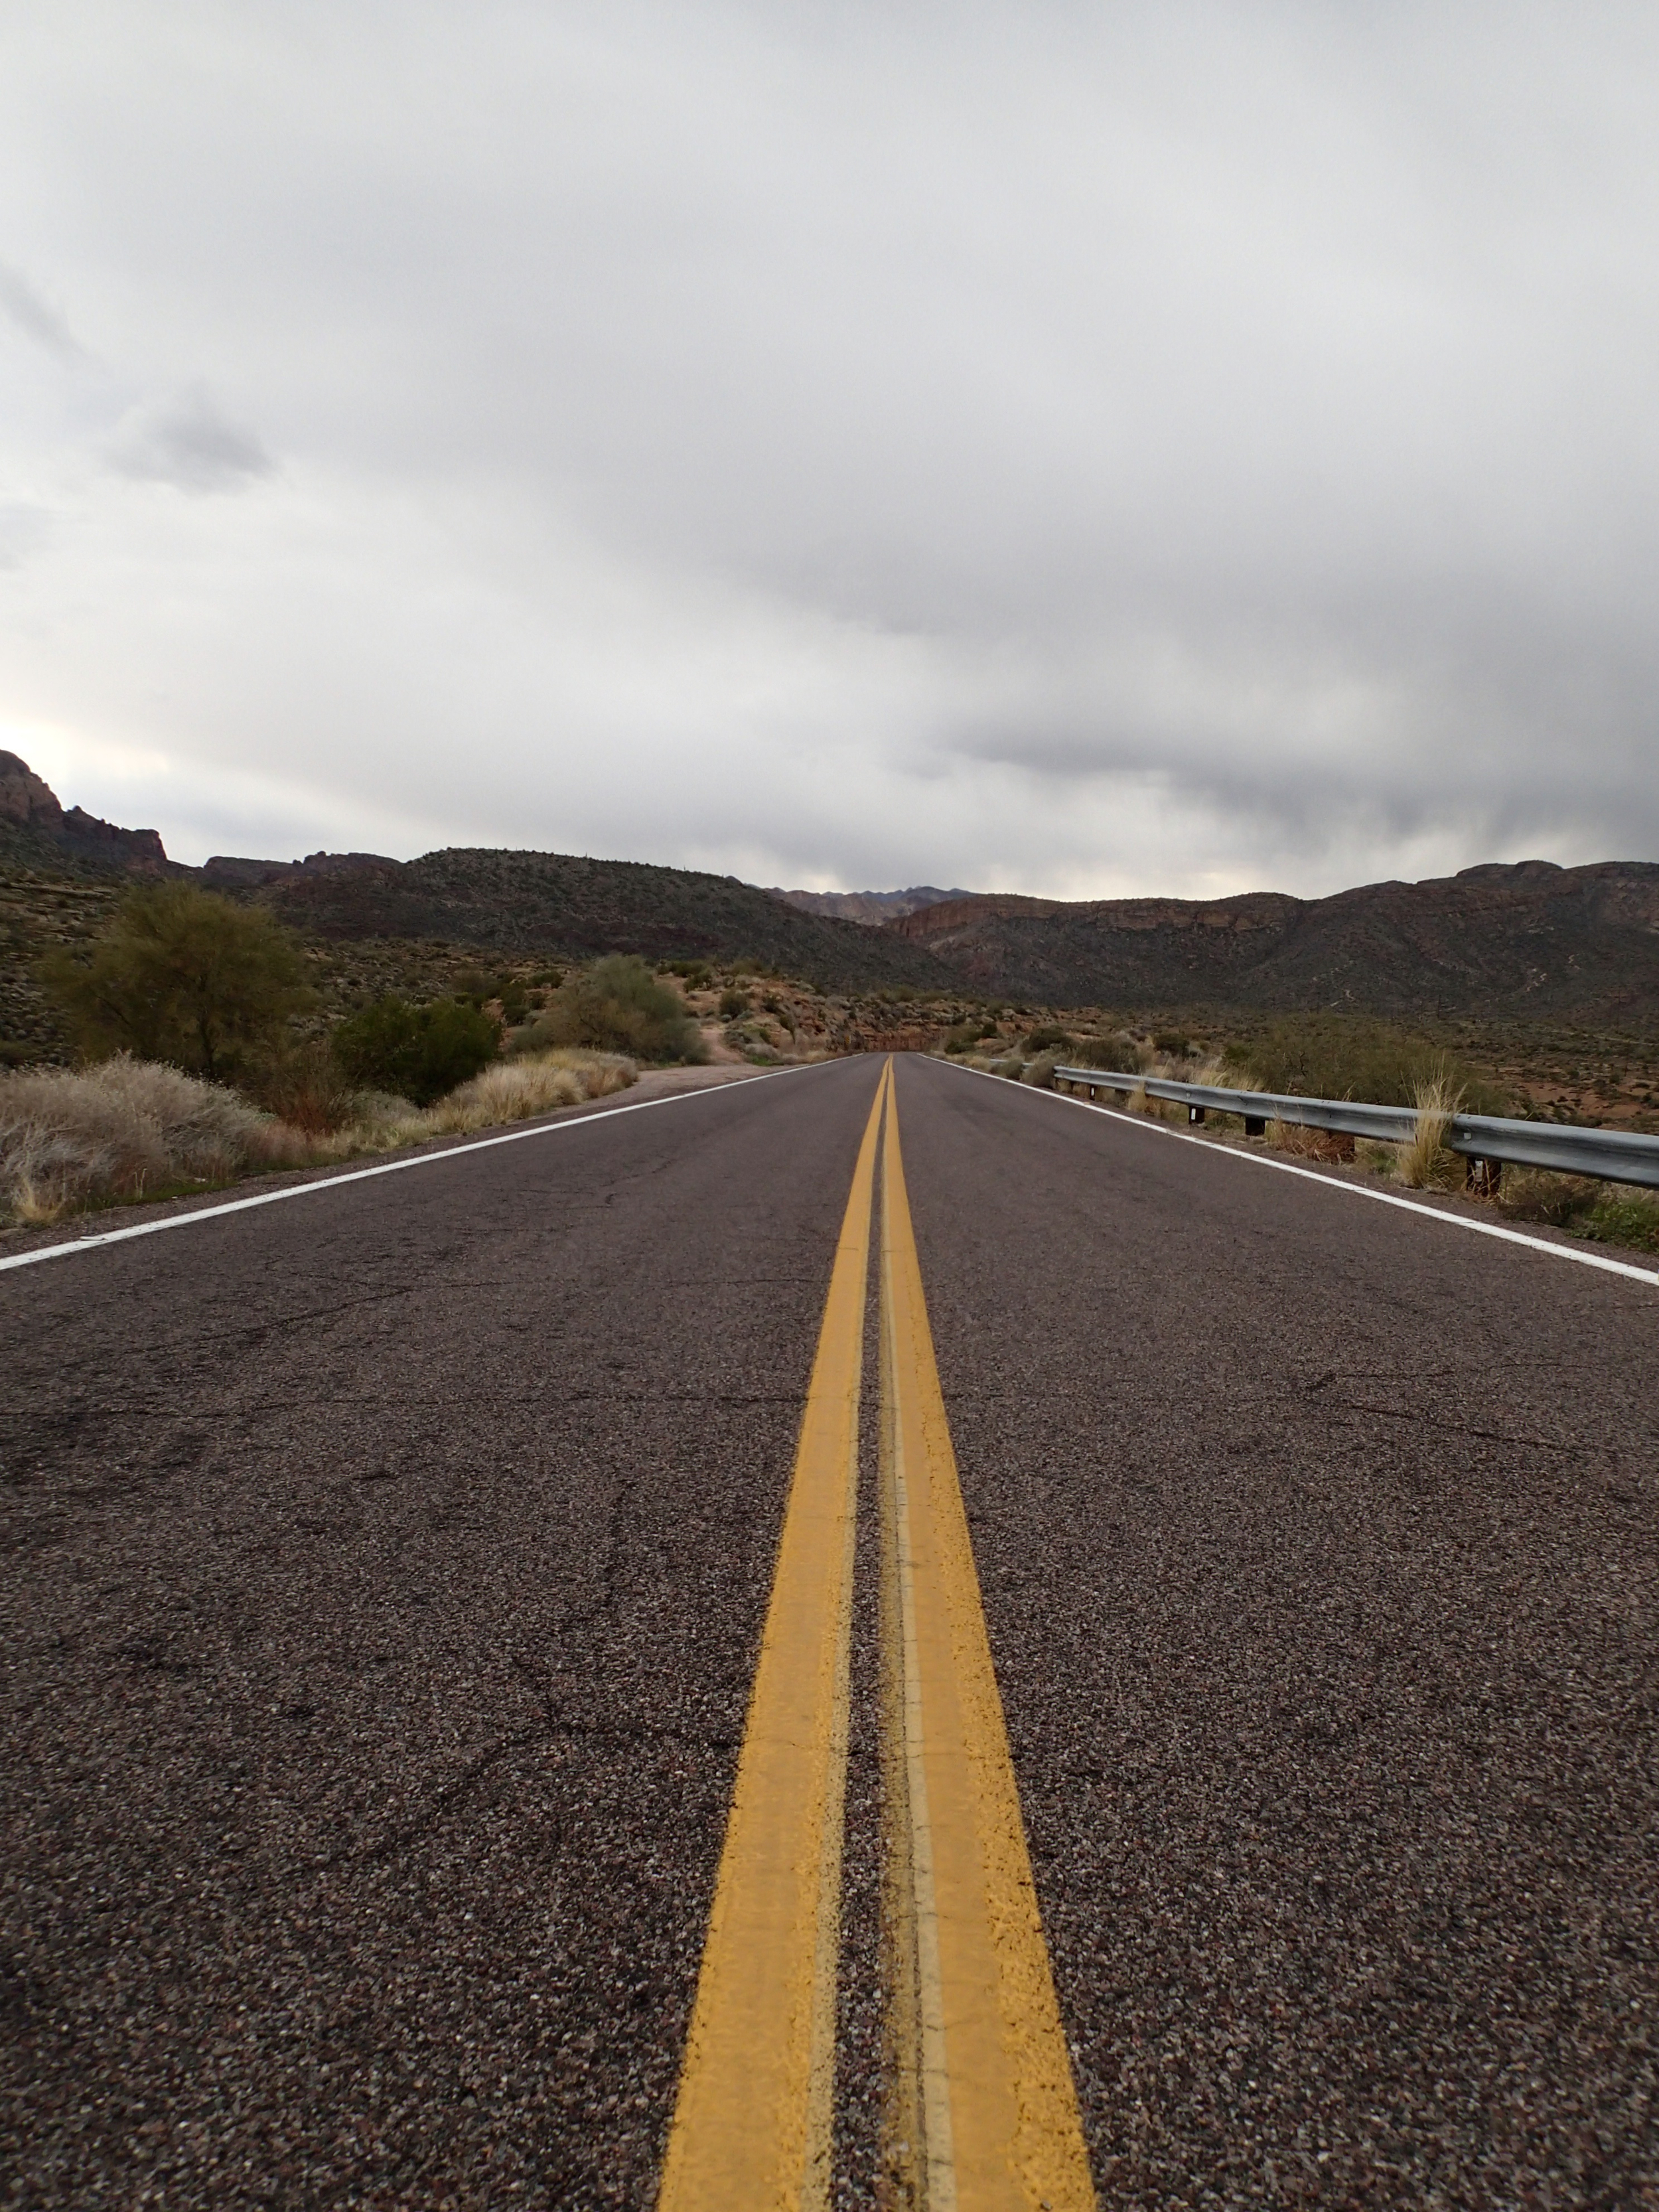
[658,1062,1094,2211]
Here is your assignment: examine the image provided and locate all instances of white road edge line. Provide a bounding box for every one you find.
[940,1057,1659,1291]
[1,1061,835,1274]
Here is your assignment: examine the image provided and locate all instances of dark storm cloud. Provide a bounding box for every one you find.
[0,1,1656,889]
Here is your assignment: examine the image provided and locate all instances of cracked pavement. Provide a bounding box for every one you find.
[4,1053,1658,2207]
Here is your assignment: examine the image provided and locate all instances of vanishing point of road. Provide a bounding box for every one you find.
[4,1054,1656,2207]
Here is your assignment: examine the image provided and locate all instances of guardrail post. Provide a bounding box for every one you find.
[1188,1104,1206,1124]
[1244,1114,1265,1137]
[1465,1157,1502,1198]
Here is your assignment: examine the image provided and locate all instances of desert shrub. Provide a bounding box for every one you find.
[1021,1053,1059,1088]
[1153,1029,1190,1055]
[1493,1168,1659,1252]
[1023,1026,1072,1055]
[666,960,713,989]
[528,955,703,1063]
[719,988,750,1019]
[1580,1187,1659,1252]
[241,1035,362,1134]
[407,1051,635,1136]
[0,1057,304,1224]
[1064,1033,1135,1070]
[942,1017,995,1053]
[453,968,531,1023]
[0,1047,643,1229]
[38,881,313,1081]
[1236,1015,1506,1114]
[331,995,499,1106]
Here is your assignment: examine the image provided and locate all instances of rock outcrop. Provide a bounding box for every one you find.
[0,751,173,875]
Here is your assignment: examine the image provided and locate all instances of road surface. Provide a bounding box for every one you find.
[3,1055,1656,2207]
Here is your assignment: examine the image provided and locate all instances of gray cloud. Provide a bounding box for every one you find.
[107,386,273,492]
[0,261,82,355]
[0,1,1656,889]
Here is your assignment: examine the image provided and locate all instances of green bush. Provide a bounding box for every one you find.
[38,880,313,1081]
[452,968,530,1023]
[1064,1034,1135,1069]
[1496,1169,1659,1253]
[528,954,703,1063]
[1581,1189,1659,1252]
[719,988,750,1019]
[330,995,499,1106]
[1024,1025,1073,1054]
[1235,1015,1508,1114]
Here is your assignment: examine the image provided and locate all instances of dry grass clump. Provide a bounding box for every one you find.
[1396,1075,1462,1189]
[282,1051,636,1160]
[1,1049,638,1229]
[396,1050,634,1138]
[0,1056,308,1224]
[1263,1118,1356,1163]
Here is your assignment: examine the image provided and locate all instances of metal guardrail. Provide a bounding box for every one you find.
[1048,1067,1659,1190]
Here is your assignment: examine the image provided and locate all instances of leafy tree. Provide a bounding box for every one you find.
[330,995,499,1106]
[529,954,703,1062]
[39,881,313,1080]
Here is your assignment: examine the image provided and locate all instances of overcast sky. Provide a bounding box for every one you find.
[2,3,1656,897]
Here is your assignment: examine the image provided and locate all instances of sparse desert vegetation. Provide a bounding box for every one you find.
[3,832,1654,1254]
[957,1009,1658,1257]
[0,1049,636,1228]
[518,954,705,1063]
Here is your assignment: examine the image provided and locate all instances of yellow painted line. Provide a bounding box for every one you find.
[879,1069,1097,2212]
[658,1060,891,2212]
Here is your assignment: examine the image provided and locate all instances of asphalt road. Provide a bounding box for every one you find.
[4,1054,1656,2207]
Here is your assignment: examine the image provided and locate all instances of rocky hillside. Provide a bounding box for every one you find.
[240,847,954,991]
[7,752,1656,1029]
[769,884,974,925]
[0,751,177,877]
[888,861,1659,1021]
[1,757,955,997]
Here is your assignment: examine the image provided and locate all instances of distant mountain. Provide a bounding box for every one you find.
[7,751,1656,1018]
[200,850,401,890]
[768,884,975,926]
[0,751,177,877]
[246,846,954,992]
[887,861,1659,1020]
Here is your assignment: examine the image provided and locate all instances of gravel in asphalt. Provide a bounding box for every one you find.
[5,1052,1656,2207]
[2,1061,883,2208]
[900,1057,1659,2209]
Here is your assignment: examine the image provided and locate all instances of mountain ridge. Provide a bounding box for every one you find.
[887,861,1659,1019]
[768,884,974,925]
[3,753,1654,1019]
